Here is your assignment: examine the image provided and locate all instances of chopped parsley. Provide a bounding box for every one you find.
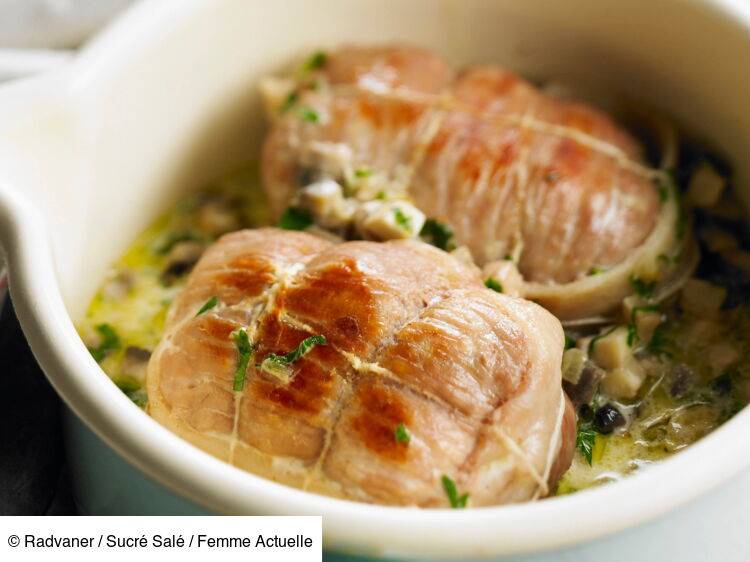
[278,89,320,122]
[395,423,410,443]
[576,423,597,466]
[354,169,373,178]
[88,324,120,362]
[420,218,456,251]
[232,329,253,391]
[278,207,314,230]
[299,51,327,75]
[627,305,661,346]
[258,335,328,381]
[441,475,469,508]
[280,90,299,114]
[394,208,412,232]
[589,266,605,275]
[630,275,656,300]
[564,334,576,350]
[375,190,387,200]
[115,377,147,408]
[646,321,672,357]
[196,296,219,316]
[297,106,319,123]
[484,277,503,293]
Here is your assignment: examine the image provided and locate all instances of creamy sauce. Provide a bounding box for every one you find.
[78,161,750,496]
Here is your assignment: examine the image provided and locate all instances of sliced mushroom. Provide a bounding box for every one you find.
[161,241,207,284]
[121,346,152,383]
[563,359,606,407]
[102,269,135,301]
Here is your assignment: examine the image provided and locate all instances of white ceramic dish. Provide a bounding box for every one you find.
[2,0,750,559]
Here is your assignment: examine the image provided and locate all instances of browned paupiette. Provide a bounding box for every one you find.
[147,228,574,507]
[261,45,683,321]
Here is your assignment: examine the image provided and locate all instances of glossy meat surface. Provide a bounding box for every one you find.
[262,46,660,284]
[147,228,574,506]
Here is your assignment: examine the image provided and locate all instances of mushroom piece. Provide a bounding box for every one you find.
[160,241,206,284]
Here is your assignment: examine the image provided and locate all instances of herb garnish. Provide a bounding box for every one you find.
[232,329,253,391]
[88,324,120,362]
[257,335,328,381]
[298,107,319,123]
[375,190,387,200]
[299,51,327,75]
[630,275,656,300]
[627,305,661,346]
[576,423,597,466]
[279,207,314,230]
[196,296,219,316]
[354,169,373,178]
[395,423,411,443]
[564,335,576,350]
[115,377,147,408]
[280,91,299,114]
[394,208,412,232]
[441,475,469,508]
[484,277,503,293]
[646,322,672,357]
[589,266,605,275]
[278,89,320,123]
[420,218,456,251]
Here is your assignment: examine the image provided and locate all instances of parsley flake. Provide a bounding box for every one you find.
[484,277,503,293]
[627,305,661,346]
[630,275,656,300]
[298,106,319,123]
[394,208,412,232]
[115,377,147,408]
[258,335,327,381]
[196,296,219,316]
[279,207,313,230]
[441,475,469,508]
[354,169,373,178]
[420,218,456,251]
[88,324,120,362]
[280,90,299,114]
[576,423,597,466]
[232,329,253,391]
[300,51,327,75]
[395,423,410,443]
